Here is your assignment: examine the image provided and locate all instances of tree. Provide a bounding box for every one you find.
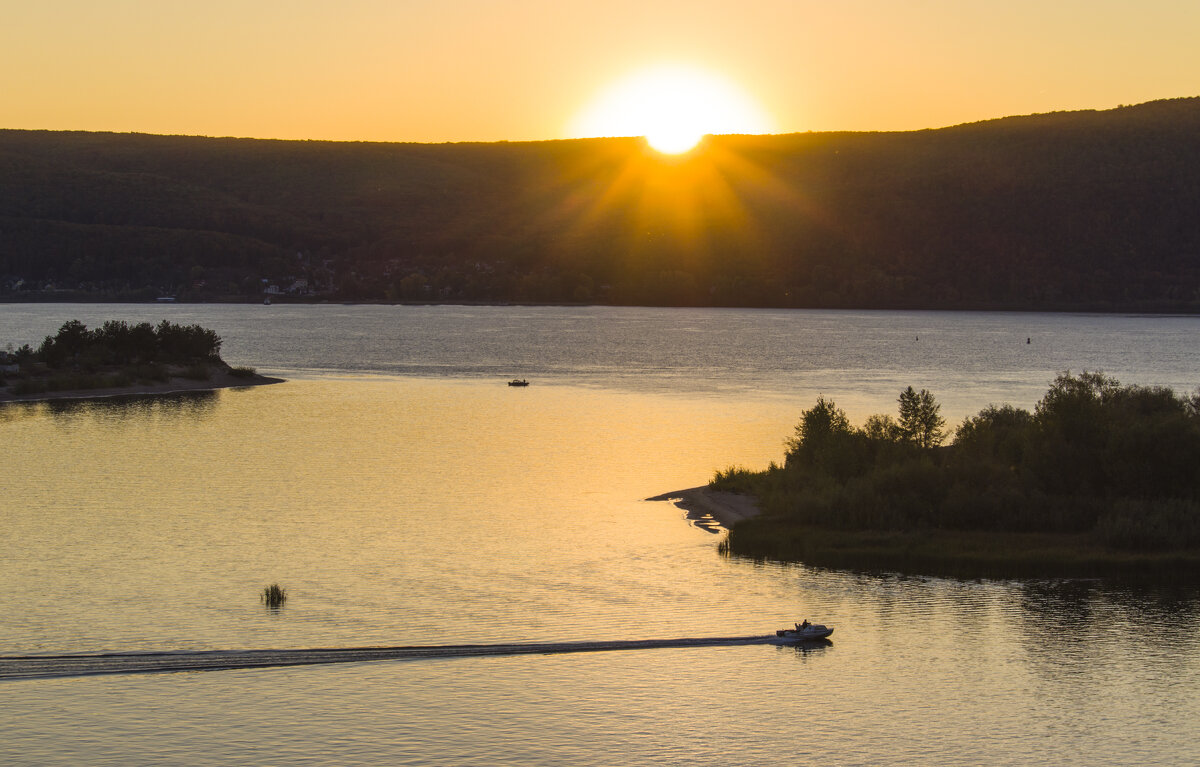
[154,320,221,361]
[1036,371,1121,426]
[863,413,902,442]
[953,404,1033,465]
[787,396,852,455]
[785,395,866,479]
[898,386,946,448]
[37,320,91,367]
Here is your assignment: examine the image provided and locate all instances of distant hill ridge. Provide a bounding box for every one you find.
[2,97,1198,310]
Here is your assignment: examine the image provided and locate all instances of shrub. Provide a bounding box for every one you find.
[261,584,287,609]
[11,379,49,396]
[711,465,759,493]
[863,414,902,442]
[229,366,257,379]
[155,320,221,362]
[1096,498,1200,551]
[181,363,212,381]
[132,363,169,383]
[953,404,1034,466]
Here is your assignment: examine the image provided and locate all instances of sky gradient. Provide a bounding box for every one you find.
[3,0,1198,143]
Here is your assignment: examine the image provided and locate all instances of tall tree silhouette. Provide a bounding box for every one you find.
[898,387,946,448]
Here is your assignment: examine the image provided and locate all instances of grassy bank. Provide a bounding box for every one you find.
[721,517,1200,580]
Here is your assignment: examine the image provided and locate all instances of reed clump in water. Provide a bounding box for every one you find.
[261,583,288,609]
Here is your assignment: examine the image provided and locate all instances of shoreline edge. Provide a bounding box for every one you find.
[647,486,760,532]
[0,371,285,405]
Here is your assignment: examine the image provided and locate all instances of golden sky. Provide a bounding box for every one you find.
[3,0,1198,143]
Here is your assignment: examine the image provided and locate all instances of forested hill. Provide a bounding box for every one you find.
[3,97,1199,310]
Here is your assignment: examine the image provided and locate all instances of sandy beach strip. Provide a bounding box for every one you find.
[0,371,285,405]
[647,486,760,532]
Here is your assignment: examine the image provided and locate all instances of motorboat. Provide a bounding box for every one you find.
[508,379,530,387]
[774,622,834,642]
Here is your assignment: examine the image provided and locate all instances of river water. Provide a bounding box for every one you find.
[2,304,1199,765]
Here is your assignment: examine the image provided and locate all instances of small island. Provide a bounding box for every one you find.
[0,319,282,403]
[694,373,1200,579]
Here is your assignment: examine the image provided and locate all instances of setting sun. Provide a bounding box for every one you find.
[571,65,774,153]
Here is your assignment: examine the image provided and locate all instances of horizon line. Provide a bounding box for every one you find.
[2,96,1195,147]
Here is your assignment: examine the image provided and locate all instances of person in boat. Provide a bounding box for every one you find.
[797,619,810,630]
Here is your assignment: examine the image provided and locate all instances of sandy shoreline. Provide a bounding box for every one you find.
[647,486,760,533]
[0,372,285,405]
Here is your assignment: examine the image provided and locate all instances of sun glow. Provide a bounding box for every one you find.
[571,65,774,154]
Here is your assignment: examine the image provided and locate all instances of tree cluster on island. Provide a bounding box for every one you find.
[1,320,257,398]
[713,373,1200,577]
[2,97,1199,311]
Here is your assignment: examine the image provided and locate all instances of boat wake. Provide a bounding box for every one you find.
[0,636,776,680]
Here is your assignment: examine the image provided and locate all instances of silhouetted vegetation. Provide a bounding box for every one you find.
[0,319,272,400]
[714,373,1200,576]
[31,319,221,368]
[261,584,287,609]
[3,97,1200,310]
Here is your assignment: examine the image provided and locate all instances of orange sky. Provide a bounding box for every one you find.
[2,0,1198,142]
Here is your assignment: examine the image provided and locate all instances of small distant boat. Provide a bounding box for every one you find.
[507,379,529,387]
[773,622,833,643]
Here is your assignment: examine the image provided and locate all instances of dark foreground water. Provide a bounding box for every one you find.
[2,305,1198,765]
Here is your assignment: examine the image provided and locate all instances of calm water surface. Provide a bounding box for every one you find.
[2,304,1199,765]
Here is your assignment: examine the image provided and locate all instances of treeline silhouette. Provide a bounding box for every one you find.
[2,97,1199,309]
[25,319,222,368]
[715,373,1200,570]
[2,320,238,397]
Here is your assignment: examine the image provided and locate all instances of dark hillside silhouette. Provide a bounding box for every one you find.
[2,97,1198,309]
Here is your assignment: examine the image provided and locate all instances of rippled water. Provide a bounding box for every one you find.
[2,304,1199,765]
